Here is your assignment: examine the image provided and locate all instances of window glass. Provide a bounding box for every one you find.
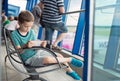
[94,0,115,64]
[62,0,82,51]
[116,53,120,70]
[92,0,120,81]
[8,0,27,14]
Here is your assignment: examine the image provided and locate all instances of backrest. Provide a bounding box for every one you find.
[3,28,29,74]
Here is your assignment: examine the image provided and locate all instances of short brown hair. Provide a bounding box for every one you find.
[18,10,34,24]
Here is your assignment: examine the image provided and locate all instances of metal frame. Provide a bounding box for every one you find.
[83,0,94,81]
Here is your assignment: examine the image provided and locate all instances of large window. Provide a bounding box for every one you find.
[91,0,120,81]
[8,0,27,16]
[61,0,82,51]
[93,2,114,64]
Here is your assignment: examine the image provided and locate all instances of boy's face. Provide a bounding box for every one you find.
[20,21,33,32]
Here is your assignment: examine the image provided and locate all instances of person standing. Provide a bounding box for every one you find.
[31,2,43,38]
[40,0,68,50]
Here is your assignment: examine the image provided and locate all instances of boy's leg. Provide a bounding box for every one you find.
[57,54,73,72]
[43,56,83,68]
[56,54,81,80]
[42,55,81,80]
[42,56,71,64]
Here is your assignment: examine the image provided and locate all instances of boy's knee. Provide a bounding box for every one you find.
[57,54,63,58]
[43,57,51,64]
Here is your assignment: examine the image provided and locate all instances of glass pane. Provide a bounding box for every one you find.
[79,35,84,56]
[8,0,27,12]
[62,0,82,51]
[94,0,115,65]
[116,52,120,70]
[92,0,120,81]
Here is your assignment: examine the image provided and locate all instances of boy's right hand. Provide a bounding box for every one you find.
[41,41,47,48]
[27,41,34,48]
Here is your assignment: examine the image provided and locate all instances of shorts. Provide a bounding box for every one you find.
[42,22,68,40]
[25,50,53,67]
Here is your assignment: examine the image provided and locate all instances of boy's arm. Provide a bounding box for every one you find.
[40,41,47,47]
[30,40,47,47]
[15,42,32,54]
[15,40,47,50]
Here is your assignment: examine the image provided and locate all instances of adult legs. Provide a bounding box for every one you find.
[45,27,54,41]
[52,32,66,47]
[52,22,68,48]
[43,22,68,49]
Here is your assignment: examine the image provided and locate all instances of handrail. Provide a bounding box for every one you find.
[60,9,85,15]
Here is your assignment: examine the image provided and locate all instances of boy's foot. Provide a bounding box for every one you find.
[52,45,62,51]
[66,71,80,80]
[70,58,83,67]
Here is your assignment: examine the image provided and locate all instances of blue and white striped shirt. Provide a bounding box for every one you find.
[41,0,64,23]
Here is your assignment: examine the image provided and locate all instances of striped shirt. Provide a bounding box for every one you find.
[41,0,64,23]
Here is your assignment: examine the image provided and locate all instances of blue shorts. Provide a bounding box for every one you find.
[42,22,68,40]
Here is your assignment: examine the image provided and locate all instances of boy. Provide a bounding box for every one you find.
[11,10,83,80]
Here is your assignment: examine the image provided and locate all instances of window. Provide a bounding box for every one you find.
[91,0,120,81]
[8,0,27,15]
[62,0,82,51]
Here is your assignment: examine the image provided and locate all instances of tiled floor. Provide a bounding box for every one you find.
[0,44,82,81]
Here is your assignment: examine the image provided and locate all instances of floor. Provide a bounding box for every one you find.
[0,43,82,81]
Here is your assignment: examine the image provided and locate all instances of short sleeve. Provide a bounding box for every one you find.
[11,32,20,47]
[40,0,44,3]
[57,0,64,7]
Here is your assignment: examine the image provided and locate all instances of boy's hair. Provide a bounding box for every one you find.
[18,10,34,24]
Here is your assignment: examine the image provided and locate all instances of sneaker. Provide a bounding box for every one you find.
[46,44,51,49]
[70,58,83,67]
[52,45,62,51]
[66,71,80,80]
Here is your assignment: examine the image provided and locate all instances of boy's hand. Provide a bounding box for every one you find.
[27,41,34,48]
[41,41,47,47]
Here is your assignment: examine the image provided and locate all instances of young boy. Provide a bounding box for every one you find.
[11,10,83,80]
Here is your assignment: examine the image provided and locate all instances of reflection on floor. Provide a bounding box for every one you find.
[93,63,120,81]
[1,44,82,81]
